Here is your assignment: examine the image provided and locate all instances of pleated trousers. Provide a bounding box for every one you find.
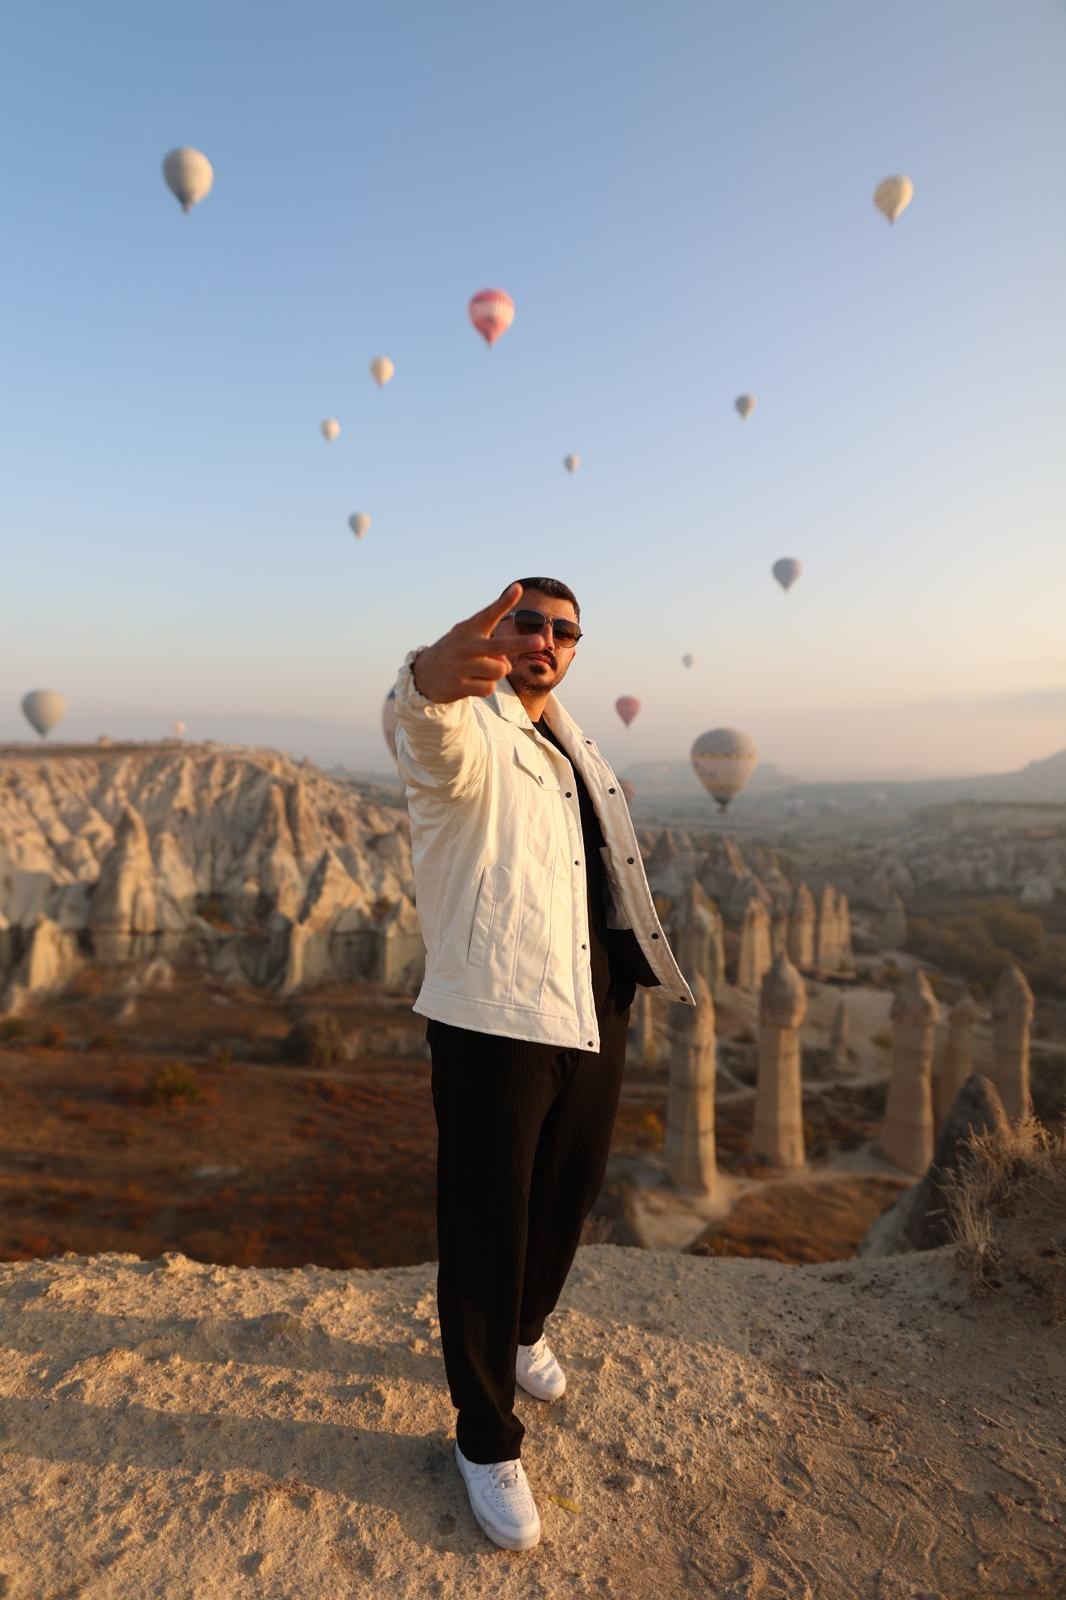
[428,998,630,1465]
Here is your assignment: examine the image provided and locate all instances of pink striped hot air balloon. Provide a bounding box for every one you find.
[615,696,641,728]
[469,288,515,346]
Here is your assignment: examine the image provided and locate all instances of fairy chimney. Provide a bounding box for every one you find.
[815,883,840,970]
[753,955,807,1170]
[787,883,816,972]
[990,963,1034,1121]
[934,992,979,1133]
[829,999,850,1070]
[737,899,772,994]
[665,973,717,1195]
[881,893,907,949]
[882,968,938,1175]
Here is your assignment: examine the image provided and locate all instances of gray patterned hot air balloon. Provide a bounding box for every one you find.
[563,454,581,474]
[163,147,214,212]
[772,558,802,593]
[321,419,341,442]
[21,690,66,739]
[349,512,371,540]
[873,175,913,224]
[735,394,756,420]
[691,727,758,811]
[682,653,694,669]
[382,688,399,759]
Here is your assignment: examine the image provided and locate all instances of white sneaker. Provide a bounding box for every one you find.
[516,1335,566,1401]
[455,1440,541,1551]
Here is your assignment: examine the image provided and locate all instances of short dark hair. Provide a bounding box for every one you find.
[512,576,580,622]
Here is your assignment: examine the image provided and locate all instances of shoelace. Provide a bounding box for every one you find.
[521,1337,549,1366]
[486,1459,522,1492]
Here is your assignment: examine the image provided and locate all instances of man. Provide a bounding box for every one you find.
[391,578,692,1552]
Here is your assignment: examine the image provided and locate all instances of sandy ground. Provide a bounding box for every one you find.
[1,1243,1063,1599]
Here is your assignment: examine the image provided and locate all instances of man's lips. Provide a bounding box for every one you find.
[523,652,555,668]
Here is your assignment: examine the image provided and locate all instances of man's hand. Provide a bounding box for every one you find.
[412,584,545,704]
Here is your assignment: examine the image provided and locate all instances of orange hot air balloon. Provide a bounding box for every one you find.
[615,696,640,727]
[469,288,515,346]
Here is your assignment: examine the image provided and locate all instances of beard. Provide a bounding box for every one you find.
[508,651,561,692]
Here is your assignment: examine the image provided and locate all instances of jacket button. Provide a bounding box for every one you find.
[588,1040,594,1047]
[575,860,580,866]
[581,943,587,950]
[565,791,572,798]
[679,995,687,1001]
[626,856,635,864]
[608,786,616,794]
[652,932,659,940]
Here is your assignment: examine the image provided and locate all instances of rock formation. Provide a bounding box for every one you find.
[881,968,938,1175]
[990,962,1035,1121]
[787,883,816,971]
[665,972,717,1195]
[934,992,978,1133]
[737,899,772,994]
[815,883,840,970]
[753,955,807,1170]
[668,881,725,999]
[628,987,657,1064]
[0,743,420,1002]
[860,1074,1009,1257]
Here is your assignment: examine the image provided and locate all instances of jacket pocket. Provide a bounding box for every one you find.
[467,865,505,967]
[599,846,633,931]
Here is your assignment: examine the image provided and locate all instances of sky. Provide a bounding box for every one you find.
[2,0,1064,780]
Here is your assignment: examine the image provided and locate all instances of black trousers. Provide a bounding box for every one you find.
[428,999,630,1464]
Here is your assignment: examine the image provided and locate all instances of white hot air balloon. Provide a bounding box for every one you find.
[321,419,341,443]
[690,727,758,812]
[772,558,802,593]
[369,357,395,387]
[162,147,214,212]
[349,512,371,540]
[21,690,66,739]
[382,687,399,760]
[563,453,581,474]
[873,175,913,224]
[735,394,756,420]
[173,720,186,737]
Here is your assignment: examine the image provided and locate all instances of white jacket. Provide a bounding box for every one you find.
[391,648,694,1051]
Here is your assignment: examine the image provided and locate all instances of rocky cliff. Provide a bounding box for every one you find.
[0,743,421,1009]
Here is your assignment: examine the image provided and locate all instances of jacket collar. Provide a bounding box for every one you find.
[488,676,589,754]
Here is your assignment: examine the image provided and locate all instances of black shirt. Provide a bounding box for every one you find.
[534,716,657,1019]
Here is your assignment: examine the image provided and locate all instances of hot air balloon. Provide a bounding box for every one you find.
[772,558,802,593]
[682,654,694,669]
[873,175,913,224]
[21,690,66,739]
[321,419,340,443]
[563,454,580,475]
[735,394,756,420]
[691,728,758,811]
[469,289,514,346]
[173,720,186,737]
[615,696,640,728]
[349,512,371,540]
[162,147,214,212]
[619,778,636,805]
[382,688,399,759]
[369,357,395,387]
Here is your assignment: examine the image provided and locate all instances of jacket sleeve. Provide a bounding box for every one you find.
[390,648,488,801]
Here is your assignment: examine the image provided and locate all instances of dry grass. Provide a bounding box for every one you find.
[943,1111,1066,1323]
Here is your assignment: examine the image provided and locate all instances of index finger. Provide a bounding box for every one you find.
[462,582,523,637]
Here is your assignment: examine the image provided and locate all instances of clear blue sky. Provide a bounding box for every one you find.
[2,0,1064,778]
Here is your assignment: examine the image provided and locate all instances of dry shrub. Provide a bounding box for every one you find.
[145,1062,202,1106]
[281,1015,343,1069]
[943,1112,1066,1324]
[40,1023,67,1049]
[88,1030,119,1051]
[0,1018,27,1041]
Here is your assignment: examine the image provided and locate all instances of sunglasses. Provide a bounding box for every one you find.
[504,609,583,647]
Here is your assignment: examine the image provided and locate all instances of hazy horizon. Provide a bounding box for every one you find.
[3,0,1064,778]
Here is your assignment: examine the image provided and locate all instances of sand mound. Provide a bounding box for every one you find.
[1,1243,1064,1596]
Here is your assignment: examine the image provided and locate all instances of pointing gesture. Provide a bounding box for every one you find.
[412,583,546,704]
